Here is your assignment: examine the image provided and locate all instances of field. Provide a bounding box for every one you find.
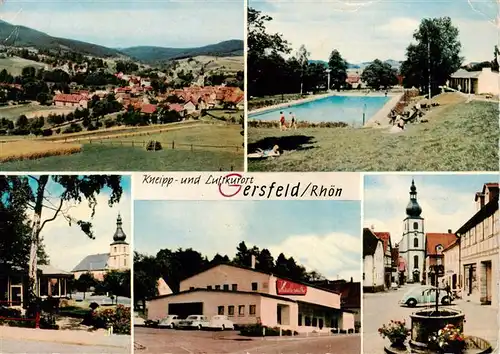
[248,99,499,172]
[0,124,244,171]
[0,103,75,120]
[0,140,82,162]
[0,56,46,76]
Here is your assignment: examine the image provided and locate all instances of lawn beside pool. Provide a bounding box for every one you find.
[247,100,498,172]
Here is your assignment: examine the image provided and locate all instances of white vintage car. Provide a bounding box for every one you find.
[133,312,146,326]
[158,315,181,329]
[177,315,210,330]
[209,315,235,330]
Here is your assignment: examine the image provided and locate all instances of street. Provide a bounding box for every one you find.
[0,338,128,353]
[363,283,499,354]
[134,326,361,354]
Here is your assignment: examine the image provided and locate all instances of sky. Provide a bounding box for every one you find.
[0,0,244,48]
[364,174,498,247]
[250,0,498,63]
[135,200,362,282]
[30,175,132,272]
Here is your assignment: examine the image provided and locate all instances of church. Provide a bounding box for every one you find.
[397,180,457,285]
[72,214,130,280]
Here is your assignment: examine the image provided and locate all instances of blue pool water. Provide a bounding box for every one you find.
[249,95,391,125]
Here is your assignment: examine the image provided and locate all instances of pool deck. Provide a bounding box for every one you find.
[364,93,404,128]
[249,91,400,117]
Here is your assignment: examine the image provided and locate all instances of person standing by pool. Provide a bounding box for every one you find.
[279,111,287,131]
[289,112,297,130]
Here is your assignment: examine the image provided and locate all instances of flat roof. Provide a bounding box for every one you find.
[149,288,297,303]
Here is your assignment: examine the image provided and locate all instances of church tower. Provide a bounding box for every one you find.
[399,180,425,283]
[108,214,130,270]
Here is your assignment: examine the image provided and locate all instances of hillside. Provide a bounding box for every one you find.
[120,40,244,63]
[0,20,123,57]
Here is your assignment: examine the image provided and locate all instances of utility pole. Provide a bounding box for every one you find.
[326,69,331,92]
[427,34,432,103]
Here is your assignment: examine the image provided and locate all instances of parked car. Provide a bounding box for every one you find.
[133,312,146,326]
[158,315,181,329]
[399,286,452,307]
[177,315,210,329]
[209,315,235,330]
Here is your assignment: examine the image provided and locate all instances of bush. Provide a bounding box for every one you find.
[63,123,83,134]
[55,128,61,134]
[239,323,295,337]
[104,119,116,128]
[0,306,22,318]
[92,305,131,334]
[42,128,53,136]
[146,140,162,151]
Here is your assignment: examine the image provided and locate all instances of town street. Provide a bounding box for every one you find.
[363,284,499,354]
[134,327,360,354]
[0,338,127,353]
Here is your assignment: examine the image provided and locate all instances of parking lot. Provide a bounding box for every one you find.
[134,326,360,354]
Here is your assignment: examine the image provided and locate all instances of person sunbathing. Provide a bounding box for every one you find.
[248,145,280,159]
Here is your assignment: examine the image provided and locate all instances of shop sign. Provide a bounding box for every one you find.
[276,279,307,295]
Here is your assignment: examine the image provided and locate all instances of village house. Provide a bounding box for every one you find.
[457,183,498,306]
[53,94,88,109]
[449,67,499,95]
[363,228,385,292]
[72,215,130,281]
[442,239,460,294]
[424,231,457,287]
[373,231,394,290]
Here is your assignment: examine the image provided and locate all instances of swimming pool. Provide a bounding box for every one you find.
[249,95,391,125]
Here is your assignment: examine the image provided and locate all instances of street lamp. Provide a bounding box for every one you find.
[326,69,331,92]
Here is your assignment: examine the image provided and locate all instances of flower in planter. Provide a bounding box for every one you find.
[378,320,411,346]
[429,324,466,353]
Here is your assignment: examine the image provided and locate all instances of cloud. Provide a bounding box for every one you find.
[0,7,243,47]
[39,191,131,272]
[377,17,420,38]
[267,232,361,281]
[363,175,479,247]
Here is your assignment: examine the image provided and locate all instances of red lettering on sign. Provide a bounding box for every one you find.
[276,279,307,295]
[219,173,242,197]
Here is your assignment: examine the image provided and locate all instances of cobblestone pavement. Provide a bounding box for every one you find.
[363,283,499,354]
[0,338,128,354]
[134,327,361,354]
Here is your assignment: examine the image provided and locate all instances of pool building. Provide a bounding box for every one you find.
[146,262,356,333]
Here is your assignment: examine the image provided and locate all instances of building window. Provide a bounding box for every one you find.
[249,305,256,315]
[305,316,311,326]
[218,306,224,315]
[414,255,419,269]
[413,222,418,230]
[238,305,245,316]
[312,317,318,327]
[215,285,221,290]
[223,284,229,291]
[298,315,302,326]
[232,284,238,291]
[114,246,117,252]
[414,237,418,248]
[251,282,258,291]
[228,305,235,316]
[207,285,212,290]
[363,273,365,280]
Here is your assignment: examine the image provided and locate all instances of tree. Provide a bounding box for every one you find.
[36,92,50,105]
[103,270,130,304]
[296,45,310,95]
[233,241,252,267]
[26,176,123,306]
[134,252,159,311]
[16,115,29,129]
[361,60,398,89]
[328,50,348,90]
[492,45,499,72]
[400,17,463,95]
[256,248,274,273]
[76,272,97,299]
[21,66,36,79]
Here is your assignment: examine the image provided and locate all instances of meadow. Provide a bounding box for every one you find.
[0,57,46,76]
[0,124,244,171]
[248,99,499,172]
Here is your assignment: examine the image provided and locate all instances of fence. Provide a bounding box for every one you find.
[84,138,242,153]
[0,300,40,328]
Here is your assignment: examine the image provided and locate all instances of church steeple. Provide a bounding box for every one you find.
[406,179,422,217]
[112,214,127,243]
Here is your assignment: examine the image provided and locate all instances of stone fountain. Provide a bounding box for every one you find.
[384,284,493,354]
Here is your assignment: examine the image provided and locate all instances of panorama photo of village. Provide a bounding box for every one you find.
[0,0,244,171]
[362,175,498,354]
[133,200,362,354]
[0,175,132,353]
[247,0,499,172]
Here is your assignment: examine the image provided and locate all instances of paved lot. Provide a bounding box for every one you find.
[0,338,128,353]
[134,327,360,354]
[363,283,499,354]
